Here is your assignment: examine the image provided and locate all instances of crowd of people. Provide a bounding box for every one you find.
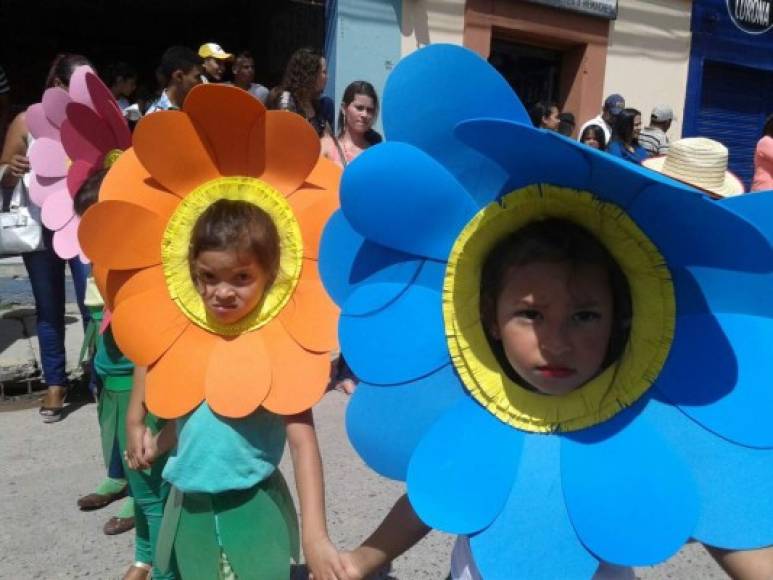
[1,40,773,580]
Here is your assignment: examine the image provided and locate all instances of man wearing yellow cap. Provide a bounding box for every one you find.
[198,42,233,83]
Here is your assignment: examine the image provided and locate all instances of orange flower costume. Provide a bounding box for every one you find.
[79,85,340,420]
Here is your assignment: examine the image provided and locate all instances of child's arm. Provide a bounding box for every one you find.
[285,410,349,580]
[125,365,150,470]
[340,494,430,579]
[705,545,773,580]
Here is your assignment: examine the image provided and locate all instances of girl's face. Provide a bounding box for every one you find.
[490,260,613,396]
[193,249,269,324]
[542,106,560,131]
[343,94,376,134]
[582,132,600,149]
[315,58,328,93]
[632,115,642,141]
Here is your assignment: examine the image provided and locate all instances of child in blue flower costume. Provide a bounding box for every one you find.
[320,45,773,579]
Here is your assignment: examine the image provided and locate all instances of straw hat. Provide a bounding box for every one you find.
[642,137,745,197]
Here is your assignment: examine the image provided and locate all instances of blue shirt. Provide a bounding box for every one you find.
[163,402,286,494]
[606,141,649,164]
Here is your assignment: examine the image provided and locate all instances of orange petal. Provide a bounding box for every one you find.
[251,110,320,196]
[205,331,271,418]
[112,265,167,309]
[289,186,339,260]
[92,264,110,300]
[79,200,164,269]
[145,324,212,419]
[111,285,189,366]
[185,85,265,177]
[133,110,220,197]
[104,268,138,311]
[261,321,330,415]
[278,259,339,353]
[303,155,341,191]
[100,149,179,220]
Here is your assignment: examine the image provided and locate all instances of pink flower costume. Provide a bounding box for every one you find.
[27,66,131,262]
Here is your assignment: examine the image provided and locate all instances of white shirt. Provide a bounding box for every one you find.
[577,114,613,145]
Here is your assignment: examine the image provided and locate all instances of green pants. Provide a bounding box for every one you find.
[98,385,175,579]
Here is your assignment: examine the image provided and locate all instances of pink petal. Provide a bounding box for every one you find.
[62,108,113,165]
[99,310,112,334]
[67,159,97,197]
[41,87,72,128]
[29,174,66,207]
[28,138,69,178]
[86,72,131,150]
[41,188,75,230]
[78,250,90,265]
[68,66,96,109]
[26,104,59,140]
[51,217,82,260]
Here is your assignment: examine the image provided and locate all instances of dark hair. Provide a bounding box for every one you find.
[557,112,575,137]
[480,219,632,385]
[267,47,323,108]
[73,168,109,216]
[763,114,773,139]
[233,51,254,66]
[528,102,559,128]
[189,200,281,287]
[611,108,641,145]
[103,62,137,88]
[580,124,607,151]
[337,80,380,139]
[44,54,92,90]
[158,46,201,87]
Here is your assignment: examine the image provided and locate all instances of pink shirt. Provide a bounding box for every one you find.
[752,135,773,192]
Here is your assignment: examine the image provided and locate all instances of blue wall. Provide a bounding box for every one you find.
[324,0,402,135]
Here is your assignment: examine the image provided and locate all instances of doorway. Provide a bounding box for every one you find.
[488,38,562,110]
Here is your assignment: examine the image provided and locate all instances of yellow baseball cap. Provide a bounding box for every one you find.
[198,43,233,60]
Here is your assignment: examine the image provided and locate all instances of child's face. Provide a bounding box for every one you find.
[490,260,613,396]
[193,249,268,324]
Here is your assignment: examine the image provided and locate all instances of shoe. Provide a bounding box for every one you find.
[103,515,135,535]
[122,562,151,580]
[39,386,67,423]
[77,485,128,511]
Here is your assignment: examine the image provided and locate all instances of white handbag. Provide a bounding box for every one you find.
[0,163,44,256]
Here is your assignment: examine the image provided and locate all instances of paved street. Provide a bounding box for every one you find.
[0,263,728,579]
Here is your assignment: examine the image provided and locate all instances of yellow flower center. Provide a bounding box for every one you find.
[103,149,123,169]
[443,184,675,433]
[161,176,303,336]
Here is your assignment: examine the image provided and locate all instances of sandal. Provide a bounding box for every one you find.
[122,562,151,580]
[39,386,67,423]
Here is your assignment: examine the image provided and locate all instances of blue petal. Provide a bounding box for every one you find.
[627,183,773,271]
[407,395,522,534]
[655,313,773,448]
[339,260,449,384]
[345,364,465,480]
[382,44,529,205]
[341,142,479,261]
[676,266,773,318]
[319,210,423,313]
[470,434,599,580]
[718,191,773,246]
[561,398,698,566]
[646,397,773,549]
[455,119,591,193]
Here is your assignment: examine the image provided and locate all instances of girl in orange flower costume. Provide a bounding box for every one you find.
[79,84,342,580]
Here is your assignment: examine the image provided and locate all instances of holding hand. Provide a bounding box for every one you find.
[124,424,153,470]
[304,536,352,580]
[7,154,29,178]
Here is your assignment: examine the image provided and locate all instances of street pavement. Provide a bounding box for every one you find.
[0,263,728,579]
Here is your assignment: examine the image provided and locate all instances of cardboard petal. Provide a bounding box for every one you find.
[26,103,58,140]
[407,395,523,534]
[67,65,96,109]
[79,200,164,269]
[206,332,272,418]
[133,111,220,198]
[28,137,68,178]
[63,104,115,164]
[289,186,339,260]
[67,159,96,199]
[41,87,72,128]
[51,217,81,260]
[341,142,477,261]
[185,84,265,177]
[303,155,341,192]
[257,110,320,195]
[146,324,211,419]
[346,364,464,480]
[111,265,167,309]
[562,398,698,566]
[85,71,131,149]
[29,173,64,207]
[41,188,74,230]
[111,286,189,366]
[261,322,330,415]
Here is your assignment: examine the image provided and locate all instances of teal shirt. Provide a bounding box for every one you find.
[163,402,286,494]
[92,310,134,388]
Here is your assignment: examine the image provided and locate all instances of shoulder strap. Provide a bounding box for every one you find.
[332,136,348,168]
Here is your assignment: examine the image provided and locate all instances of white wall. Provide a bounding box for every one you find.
[401,0,466,55]
[603,0,693,137]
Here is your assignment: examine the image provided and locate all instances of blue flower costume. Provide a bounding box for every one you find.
[320,45,773,578]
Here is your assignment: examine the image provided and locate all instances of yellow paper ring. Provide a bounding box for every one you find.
[443,184,675,433]
[161,176,303,336]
